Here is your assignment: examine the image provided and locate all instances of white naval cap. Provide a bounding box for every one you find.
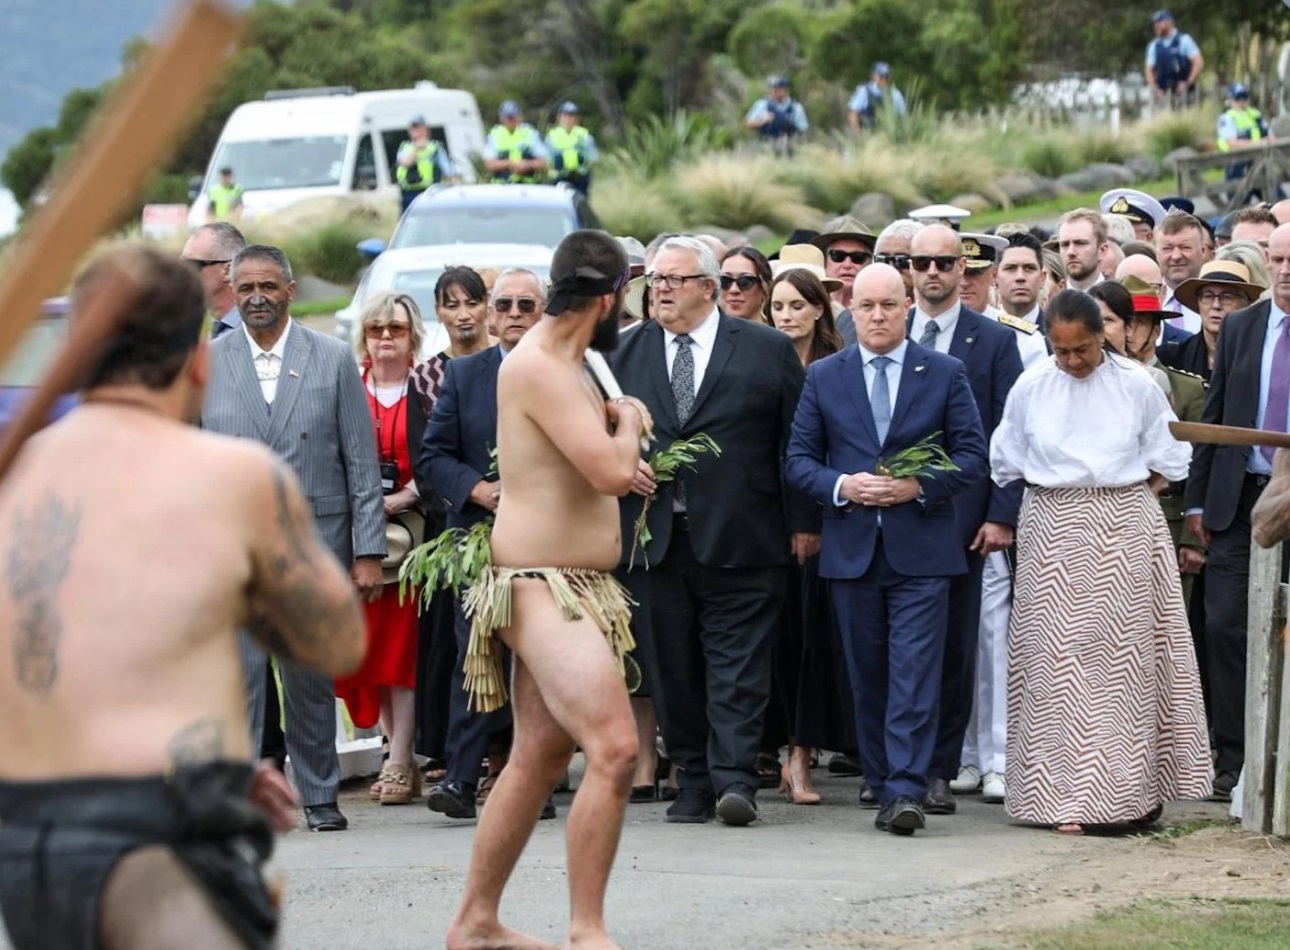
[1098,189,1166,229]
[907,204,971,230]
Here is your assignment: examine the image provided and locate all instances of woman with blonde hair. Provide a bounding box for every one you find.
[336,291,431,804]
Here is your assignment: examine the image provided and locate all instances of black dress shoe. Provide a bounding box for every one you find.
[716,783,758,827]
[540,796,557,820]
[304,803,348,832]
[858,782,879,810]
[828,753,865,776]
[427,781,477,819]
[665,788,715,824]
[874,796,925,836]
[924,777,957,815]
[1211,771,1238,803]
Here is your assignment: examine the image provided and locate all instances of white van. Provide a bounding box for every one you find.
[187,83,486,227]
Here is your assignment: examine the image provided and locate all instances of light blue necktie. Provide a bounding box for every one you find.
[870,355,892,444]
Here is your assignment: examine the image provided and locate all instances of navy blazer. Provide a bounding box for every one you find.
[1161,321,1193,347]
[908,306,1024,540]
[786,342,988,580]
[421,345,502,530]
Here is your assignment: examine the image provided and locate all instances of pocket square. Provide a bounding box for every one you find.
[288,369,300,378]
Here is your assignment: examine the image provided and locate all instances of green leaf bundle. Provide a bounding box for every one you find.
[875,432,960,479]
[399,517,494,609]
[630,433,722,570]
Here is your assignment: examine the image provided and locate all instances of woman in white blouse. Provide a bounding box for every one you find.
[990,289,1212,834]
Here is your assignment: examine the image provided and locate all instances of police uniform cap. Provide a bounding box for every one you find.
[1160,196,1195,216]
[499,100,522,119]
[1229,83,1250,101]
[559,101,580,115]
[408,114,428,127]
[1098,189,1166,228]
[959,232,1007,270]
[768,75,790,89]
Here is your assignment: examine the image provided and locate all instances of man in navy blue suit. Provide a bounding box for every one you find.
[903,225,1024,814]
[421,268,545,819]
[787,263,988,835]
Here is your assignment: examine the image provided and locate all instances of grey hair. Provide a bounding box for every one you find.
[1102,213,1136,246]
[877,219,925,245]
[1216,240,1272,293]
[192,221,246,259]
[231,244,292,283]
[353,291,426,361]
[656,236,720,301]
[491,268,547,302]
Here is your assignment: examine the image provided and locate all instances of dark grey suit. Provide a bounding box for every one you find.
[202,320,385,806]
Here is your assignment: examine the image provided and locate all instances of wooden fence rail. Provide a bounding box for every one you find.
[1175,140,1290,215]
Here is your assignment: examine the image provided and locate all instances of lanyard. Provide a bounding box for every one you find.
[365,372,405,463]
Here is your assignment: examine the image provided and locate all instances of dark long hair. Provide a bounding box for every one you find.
[720,246,773,324]
[769,269,843,365]
[1086,282,1131,356]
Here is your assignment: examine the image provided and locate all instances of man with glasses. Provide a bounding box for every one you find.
[812,214,877,316]
[421,268,551,821]
[906,224,1024,818]
[613,235,814,826]
[1057,208,1108,292]
[874,219,924,301]
[180,222,245,338]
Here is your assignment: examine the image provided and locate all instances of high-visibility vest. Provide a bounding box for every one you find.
[396,140,443,191]
[487,124,543,183]
[1218,107,1265,152]
[209,182,242,217]
[547,125,591,175]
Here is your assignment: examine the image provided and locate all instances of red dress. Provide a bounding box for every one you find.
[335,378,420,728]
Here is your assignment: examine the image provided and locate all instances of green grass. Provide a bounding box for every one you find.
[977,898,1290,950]
[1150,817,1233,841]
[293,296,351,317]
[967,176,1176,229]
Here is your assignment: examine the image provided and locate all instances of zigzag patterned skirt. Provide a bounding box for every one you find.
[1005,483,1213,825]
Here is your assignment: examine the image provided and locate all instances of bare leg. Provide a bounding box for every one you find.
[630,696,658,789]
[388,685,416,768]
[100,846,248,950]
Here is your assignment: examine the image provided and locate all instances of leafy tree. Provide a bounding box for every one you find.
[0,128,56,205]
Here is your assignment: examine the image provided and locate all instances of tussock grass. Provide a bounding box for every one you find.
[1139,108,1213,158]
[591,176,679,242]
[278,218,373,284]
[1023,139,1081,178]
[674,155,824,233]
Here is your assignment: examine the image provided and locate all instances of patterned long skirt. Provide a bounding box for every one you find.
[1005,483,1212,825]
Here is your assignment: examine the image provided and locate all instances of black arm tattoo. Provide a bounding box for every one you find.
[6,494,83,696]
[167,717,226,769]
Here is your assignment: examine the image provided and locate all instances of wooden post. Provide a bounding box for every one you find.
[1274,585,1290,837]
[1243,542,1286,834]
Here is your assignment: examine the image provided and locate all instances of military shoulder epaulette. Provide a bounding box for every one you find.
[997,313,1038,335]
[1166,365,1205,381]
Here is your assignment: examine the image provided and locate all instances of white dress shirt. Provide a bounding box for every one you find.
[910,303,960,355]
[1066,272,1105,292]
[1163,287,1203,335]
[990,352,1190,489]
[244,319,292,404]
[663,307,720,389]
[833,340,909,506]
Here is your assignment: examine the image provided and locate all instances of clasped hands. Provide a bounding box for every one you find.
[839,472,921,508]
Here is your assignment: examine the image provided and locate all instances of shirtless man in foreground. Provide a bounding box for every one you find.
[0,246,365,950]
[446,230,650,950]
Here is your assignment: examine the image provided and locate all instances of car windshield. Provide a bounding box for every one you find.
[392,208,571,249]
[0,316,68,386]
[212,135,349,191]
[390,266,551,321]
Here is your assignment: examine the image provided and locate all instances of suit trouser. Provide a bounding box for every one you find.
[832,538,949,805]
[960,550,1011,776]
[238,631,339,808]
[444,601,512,788]
[930,548,984,780]
[625,526,785,796]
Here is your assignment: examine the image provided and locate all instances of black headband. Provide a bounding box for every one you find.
[545,266,629,315]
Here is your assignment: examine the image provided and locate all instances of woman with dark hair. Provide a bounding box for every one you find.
[410,266,494,785]
[719,246,773,323]
[991,289,1211,834]
[764,267,850,804]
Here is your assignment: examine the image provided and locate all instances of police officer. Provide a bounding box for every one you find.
[1099,188,1167,243]
[545,101,598,195]
[207,166,243,223]
[1218,83,1271,183]
[1145,10,1203,106]
[396,115,454,212]
[744,76,808,148]
[847,62,906,134]
[484,101,548,185]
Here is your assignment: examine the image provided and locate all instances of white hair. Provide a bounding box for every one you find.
[655,235,720,302]
[1102,213,1136,246]
[491,268,547,302]
[877,219,925,245]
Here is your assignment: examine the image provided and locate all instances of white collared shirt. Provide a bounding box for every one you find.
[1162,287,1203,335]
[910,303,961,355]
[833,339,909,506]
[1066,272,1105,292]
[663,307,720,390]
[244,318,292,404]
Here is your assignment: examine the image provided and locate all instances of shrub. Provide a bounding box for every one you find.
[1022,139,1079,178]
[1078,131,1129,165]
[1143,109,1212,158]
[279,218,372,284]
[604,111,720,180]
[591,176,680,241]
[674,155,824,232]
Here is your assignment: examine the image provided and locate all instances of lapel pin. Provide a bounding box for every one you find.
[288,370,300,378]
[965,337,975,344]
[914,364,926,373]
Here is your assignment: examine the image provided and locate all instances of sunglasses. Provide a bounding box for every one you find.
[874,253,911,271]
[184,257,231,270]
[827,249,873,266]
[910,255,962,273]
[719,274,761,292]
[365,322,411,339]
[494,297,540,314]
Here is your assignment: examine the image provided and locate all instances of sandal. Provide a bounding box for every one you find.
[379,763,421,805]
[421,757,447,783]
[370,768,393,802]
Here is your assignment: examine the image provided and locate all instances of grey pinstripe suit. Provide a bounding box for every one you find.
[202,320,386,806]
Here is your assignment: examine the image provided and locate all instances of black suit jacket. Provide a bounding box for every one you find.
[909,306,1025,541]
[422,346,502,530]
[612,313,812,569]
[1185,299,1271,532]
[1158,331,1211,382]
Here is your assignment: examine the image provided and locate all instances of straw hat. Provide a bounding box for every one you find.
[1173,260,1265,314]
[771,245,844,292]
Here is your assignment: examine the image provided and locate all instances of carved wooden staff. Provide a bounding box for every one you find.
[1170,421,1290,451]
[0,0,243,481]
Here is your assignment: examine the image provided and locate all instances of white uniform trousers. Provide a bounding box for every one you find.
[960,550,1011,775]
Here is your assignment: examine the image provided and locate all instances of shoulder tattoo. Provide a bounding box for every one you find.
[6,493,83,696]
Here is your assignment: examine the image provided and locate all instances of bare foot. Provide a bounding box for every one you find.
[446,921,561,950]
[568,933,625,950]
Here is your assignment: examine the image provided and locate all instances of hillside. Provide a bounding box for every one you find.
[0,0,254,160]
